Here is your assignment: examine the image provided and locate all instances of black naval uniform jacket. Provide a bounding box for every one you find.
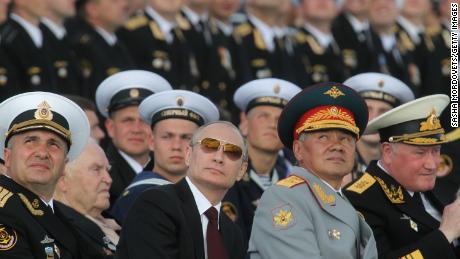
[55,201,116,259]
[0,48,19,101]
[231,20,298,87]
[0,19,57,93]
[345,161,458,259]
[67,18,135,100]
[223,155,289,244]
[117,11,200,91]
[106,142,154,208]
[116,178,245,259]
[332,13,372,76]
[0,175,79,258]
[40,23,82,96]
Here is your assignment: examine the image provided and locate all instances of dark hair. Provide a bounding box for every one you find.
[63,94,96,112]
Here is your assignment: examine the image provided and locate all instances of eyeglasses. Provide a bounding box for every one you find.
[195,137,244,161]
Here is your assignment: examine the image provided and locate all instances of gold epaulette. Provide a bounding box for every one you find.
[276,175,305,188]
[306,35,324,55]
[446,128,460,142]
[398,31,415,52]
[294,32,308,44]
[176,15,191,31]
[124,15,148,30]
[346,173,376,194]
[401,249,424,259]
[425,24,441,37]
[234,23,252,38]
[0,187,13,208]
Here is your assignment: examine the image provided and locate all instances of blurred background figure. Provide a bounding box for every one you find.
[127,0,145,16]
[41,0,82,96]
[293,0,346,86]
[332,0,373,76]
[65,94,106,144]
[67,0,134,100]
[0,0,16,101]
[55,140,119,258]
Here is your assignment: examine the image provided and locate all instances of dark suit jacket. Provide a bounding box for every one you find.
[345,161,458,259]
[55,201,115,259]
[0,175,78,258]
[116,178,245,259]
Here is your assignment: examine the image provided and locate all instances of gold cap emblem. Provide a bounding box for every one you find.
[176,96,184,106]
[420,109,441,131]
[34,101,53,121]
[129,88,140,98]
[273,84,281,94]
[324,86,345,99]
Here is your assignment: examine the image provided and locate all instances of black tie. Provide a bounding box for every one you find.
[205,207,228,259]
[412,192,425,209]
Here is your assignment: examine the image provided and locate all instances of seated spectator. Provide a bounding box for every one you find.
[55,139,119,258]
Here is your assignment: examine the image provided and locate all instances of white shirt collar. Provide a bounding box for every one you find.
[10,13,43,48]
[379,32,397,52]
[345,13,369,33]
[145,6,175,43]
[182,6,208,26]
[186,176,222,217]
[41,17,67,40]
[216,19,233,36]
[40,198,54,213]
[397,16,424,44]
[248,14,276,52]
[304,23,333,48]
[118,150,145,174]
[94,27,117,46]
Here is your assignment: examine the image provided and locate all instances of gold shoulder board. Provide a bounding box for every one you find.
[234,23,252,38]
[306,35,324,55]
[295,32,308,44]
[176,15,191,31]
[124,15,148,31]
[346,173,376,194]
[276,175,305,188]
[0,187,13,208]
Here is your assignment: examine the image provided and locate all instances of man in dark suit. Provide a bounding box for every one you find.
[345,94,460,258]
[0,92,90,258]
[117,121,247,259]
[95,70,172,207]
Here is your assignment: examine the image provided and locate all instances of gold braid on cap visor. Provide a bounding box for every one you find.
[6,119,72,145]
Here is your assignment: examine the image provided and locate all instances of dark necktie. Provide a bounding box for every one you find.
[205,207,228,259]
[412,192,425,209]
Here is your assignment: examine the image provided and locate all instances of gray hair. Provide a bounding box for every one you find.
[190,120,248,162]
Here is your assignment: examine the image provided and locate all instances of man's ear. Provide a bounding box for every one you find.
[185,145,192,166]
[105,118,115,138]
[239,112,249,136]
[381,142,393,165]
[236,161,248,181]
[292,140,303,163]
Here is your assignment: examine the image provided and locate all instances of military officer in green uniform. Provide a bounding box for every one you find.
[0,92,90,258]
[345,94,460,258]
[248,83,377,259]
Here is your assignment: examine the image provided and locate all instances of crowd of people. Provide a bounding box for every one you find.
[0,0,459,258]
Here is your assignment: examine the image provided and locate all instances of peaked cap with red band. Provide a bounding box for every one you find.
[277,83,369,149]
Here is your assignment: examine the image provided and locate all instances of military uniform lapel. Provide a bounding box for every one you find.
[176,179,205,259]
[299,168,360,236]
[371,164,440,229]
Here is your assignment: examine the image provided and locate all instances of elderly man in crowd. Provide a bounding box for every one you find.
[55,139,119,258]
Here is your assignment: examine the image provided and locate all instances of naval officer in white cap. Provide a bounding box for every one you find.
[0,92,90,258]
[111,89,219,223]
[345,94,460,259]
[343,72,415,184]
[95,70,172,206]
[223,78,301,244]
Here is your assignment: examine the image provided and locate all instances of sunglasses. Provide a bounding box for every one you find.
[196,137,244,160]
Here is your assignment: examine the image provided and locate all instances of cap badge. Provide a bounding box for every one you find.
[129,88,140,98]
[324,86,345,99]
[420,109,441,131]
[176,96,184,106]
[378,79,385,88]
[273,84,281,94]
[34,101,53,121]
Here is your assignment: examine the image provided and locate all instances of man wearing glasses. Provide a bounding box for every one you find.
[248,83,377,258]
[117,121,247,259]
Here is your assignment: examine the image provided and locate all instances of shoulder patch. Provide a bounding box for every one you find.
[346,173,376,194]
[124,15,148,30]
[276,175,305,188]
[0,224,18,250]
[0,187,13,208]
[234,23,252,38]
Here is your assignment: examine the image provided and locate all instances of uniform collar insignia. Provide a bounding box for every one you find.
[312,183,335,206]
[18,193,44,216]
[374,176,405,204]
